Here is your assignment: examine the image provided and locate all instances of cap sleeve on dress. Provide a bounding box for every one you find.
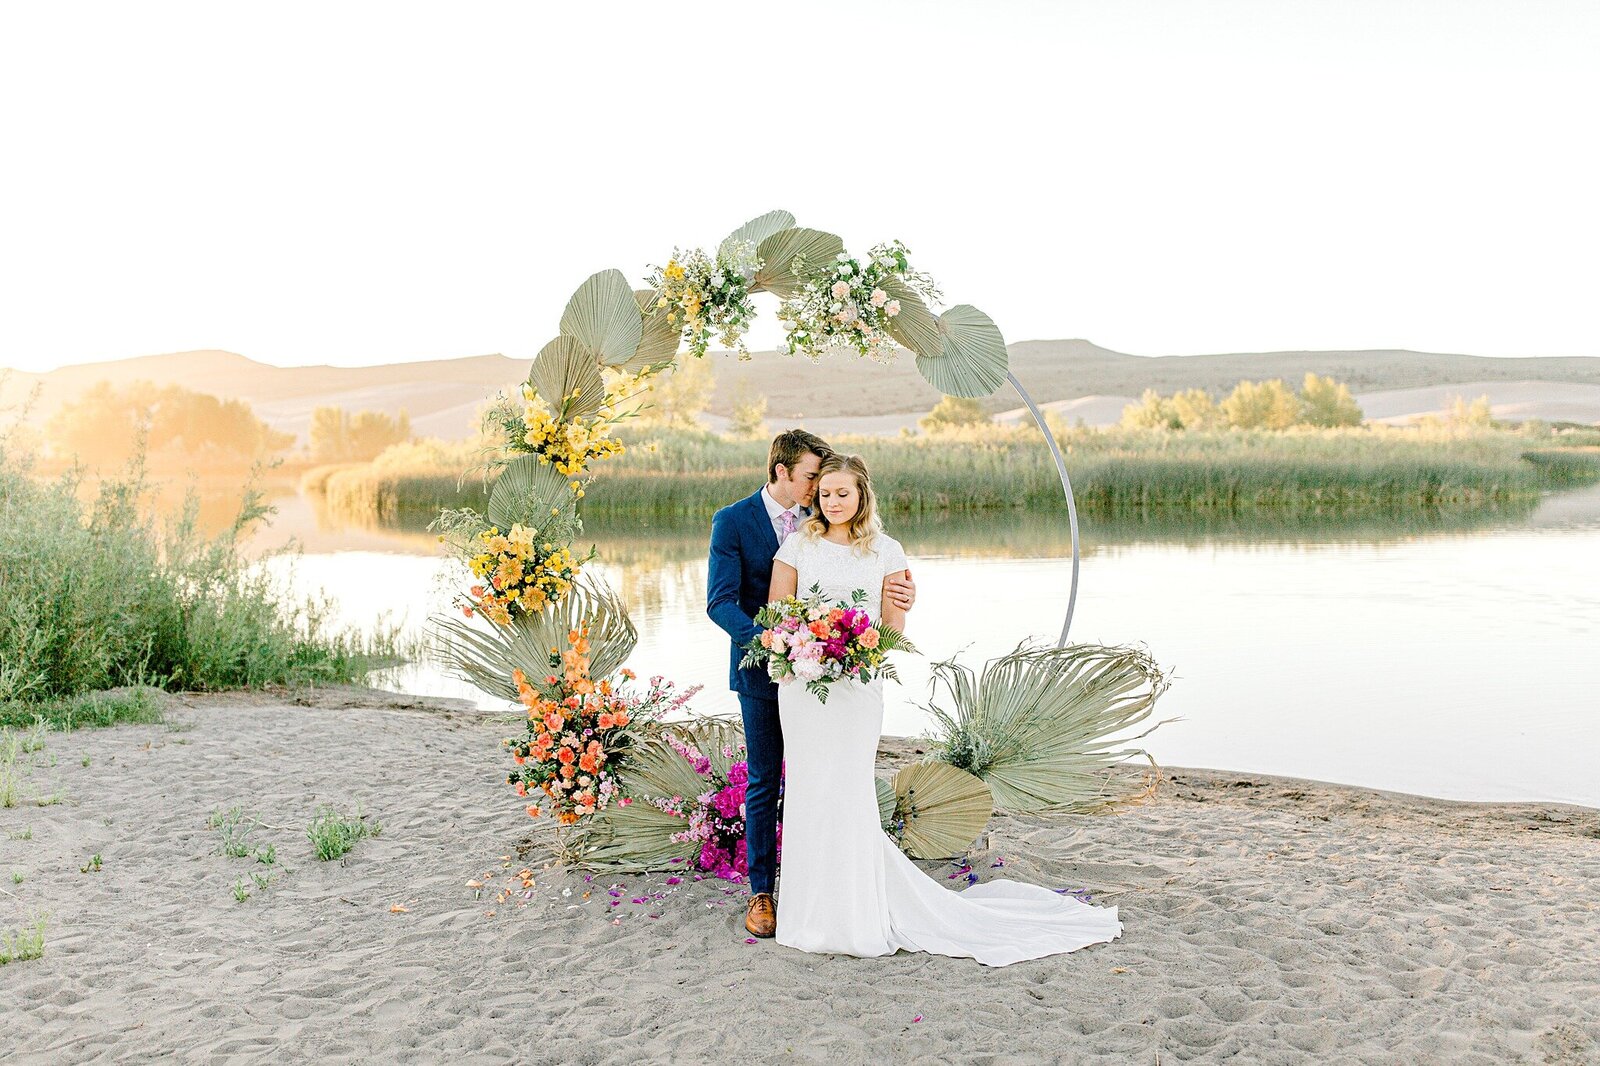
[774,531,802,568]
[879,535,908,575]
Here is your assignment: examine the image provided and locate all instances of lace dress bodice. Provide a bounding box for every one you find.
[773,531,908,621]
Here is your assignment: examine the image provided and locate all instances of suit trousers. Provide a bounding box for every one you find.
[738,692,784,896]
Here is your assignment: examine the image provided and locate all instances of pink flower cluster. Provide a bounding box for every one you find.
[744,592,901,701]
[652,734,778,882]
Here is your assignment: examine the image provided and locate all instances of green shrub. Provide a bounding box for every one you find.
[0,441,404,702]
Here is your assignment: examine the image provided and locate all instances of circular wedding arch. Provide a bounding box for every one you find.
[528,209,1082,644]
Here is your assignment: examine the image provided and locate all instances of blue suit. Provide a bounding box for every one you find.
[706,488,787,894]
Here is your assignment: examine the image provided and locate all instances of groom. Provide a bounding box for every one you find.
[707,429,916,939]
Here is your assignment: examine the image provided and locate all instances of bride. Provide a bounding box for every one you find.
[766,452,1124,967]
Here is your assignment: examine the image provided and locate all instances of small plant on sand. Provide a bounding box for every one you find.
[306,805,381,862]
[80,852,102,874]
[0,916,47,965]
[81,754,90,767]
[9,827,31,841]
[0,765,16,809]
[231,878,250,902]
[251,871,272,890]
[35,788,64,807]
[254,843,277,866]
[10,871,21,884]
[209,806,256,858]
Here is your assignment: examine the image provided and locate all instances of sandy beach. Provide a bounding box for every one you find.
[3,687,1597,1065]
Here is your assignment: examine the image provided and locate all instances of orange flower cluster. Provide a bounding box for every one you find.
[505,625,642,826]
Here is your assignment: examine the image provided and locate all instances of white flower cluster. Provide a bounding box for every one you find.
[776,240,942,363]
[645,240,763,359]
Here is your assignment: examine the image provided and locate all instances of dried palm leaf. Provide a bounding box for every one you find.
[559,268,643,365]
[719,209,795,262]
[753,227,846,297]
[629,288,680,369]
[570,717,744,870]
[891,761,993,859]
[879,278,942,358]
[875,777,896,829]
[914,304,1009,399]
[486,454,577,530]
[924,642,1173,814]
[571,800,693,871]
[529,335,605,420]
[429,573,637,702]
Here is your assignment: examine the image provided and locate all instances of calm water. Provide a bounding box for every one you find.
[249,488,1600,809]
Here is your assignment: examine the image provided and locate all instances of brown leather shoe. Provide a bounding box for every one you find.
[744,892,776,938]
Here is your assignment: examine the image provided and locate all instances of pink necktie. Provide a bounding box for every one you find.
[780,509,798,540]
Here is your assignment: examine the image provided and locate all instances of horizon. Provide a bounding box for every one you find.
[2,1,1597,373]
[9,336,1600,379]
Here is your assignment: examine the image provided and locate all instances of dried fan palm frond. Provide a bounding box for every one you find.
[486,454,579,532]
[429,574,637,702]
[753,227,846,297]
[559,269,643,365]
[629,288,681,369]
[528,336,606,420]
[914,304,1009,399]
[718,209,795,262]
[569,717,744,871]
[569,800,692,871]
[923,642,1173,814]
[891,761,993,860]
[875,777,897,830]
[879,278,942,359]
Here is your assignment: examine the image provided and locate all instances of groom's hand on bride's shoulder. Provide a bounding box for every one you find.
[886,569,916,612]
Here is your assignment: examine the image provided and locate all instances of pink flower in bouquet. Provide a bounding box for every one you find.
[727,761,748,786]
[759,630,774,649]
[848,611,871,636]
[859,628,881,649]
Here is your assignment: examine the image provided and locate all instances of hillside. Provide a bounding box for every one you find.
[5,342,1599,446]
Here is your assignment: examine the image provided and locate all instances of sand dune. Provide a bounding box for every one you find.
[5,347,1597,449]
[3,687,1597,1063]
[1358,380,1600,426]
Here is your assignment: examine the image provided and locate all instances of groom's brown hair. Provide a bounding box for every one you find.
[767,429,832,483]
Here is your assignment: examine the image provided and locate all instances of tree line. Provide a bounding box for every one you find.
[1121,373,1363,431]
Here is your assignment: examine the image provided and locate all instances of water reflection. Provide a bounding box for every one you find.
[238,486,1600,809]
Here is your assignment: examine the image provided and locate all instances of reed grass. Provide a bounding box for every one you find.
[1,440,403,703]
[311,424,1600,524]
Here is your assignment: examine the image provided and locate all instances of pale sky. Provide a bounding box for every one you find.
[3,0,1597,373]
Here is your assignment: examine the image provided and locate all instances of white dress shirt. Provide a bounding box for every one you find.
[762,485,809,543]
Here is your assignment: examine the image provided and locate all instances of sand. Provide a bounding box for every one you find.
[3,687,1598,1065]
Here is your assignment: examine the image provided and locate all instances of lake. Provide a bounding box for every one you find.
[246,487,1600,809]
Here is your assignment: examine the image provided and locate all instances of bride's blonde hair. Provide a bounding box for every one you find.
[802,453,882,552]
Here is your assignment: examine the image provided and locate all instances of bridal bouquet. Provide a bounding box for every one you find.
[506,625,700,824]
[739,583,917,704]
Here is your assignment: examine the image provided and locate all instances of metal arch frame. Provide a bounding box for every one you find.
[1005,371,1079,647]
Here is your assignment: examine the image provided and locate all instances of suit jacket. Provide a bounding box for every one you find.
[707,488,783,699]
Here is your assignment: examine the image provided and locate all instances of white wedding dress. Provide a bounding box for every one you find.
[771,530,1123,967]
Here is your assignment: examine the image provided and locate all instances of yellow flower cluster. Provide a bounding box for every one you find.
[463,524,583,625]
[517,366,655,476]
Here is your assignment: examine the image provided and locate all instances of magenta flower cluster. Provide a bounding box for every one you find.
[653,733,780,882]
